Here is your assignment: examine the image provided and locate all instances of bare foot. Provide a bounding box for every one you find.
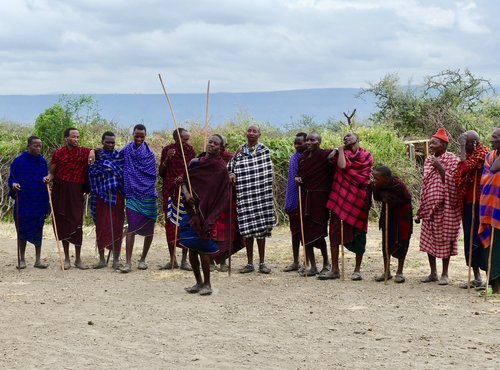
[64,260,71,270]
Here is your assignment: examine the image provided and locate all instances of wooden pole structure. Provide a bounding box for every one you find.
[203,80,211,150]
[46,183,65,271]
[298,185,307,280]
[467,173,478,292]
[341,219,345,281]
[384,202,390,285]
[15,192,21,272]
[172,185,182,270]
[158,74,193,195]
[485,227,495,302]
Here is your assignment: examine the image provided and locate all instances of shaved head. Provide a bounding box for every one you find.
[465,130,480,142]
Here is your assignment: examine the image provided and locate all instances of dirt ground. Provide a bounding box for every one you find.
[0,222,498,369]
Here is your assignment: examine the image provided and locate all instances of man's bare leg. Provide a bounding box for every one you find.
[283,235,300,271]
[421,253,438,282]
[180,247,192,270]
[302,244,318,276]
[185,250,202,293]
[18,240,27,269]
[62,240,71,269]
[74,245,88,269]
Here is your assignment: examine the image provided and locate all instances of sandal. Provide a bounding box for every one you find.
[300,269,318,277]
[184,284,201,294]
[199,286,213,296]
[319,265,331,274]
[33,262,49,269]
[459,279,482,289]
[218,263,229,273]
[180,262,193,271]
[239,264,255,274]
[74,262,89,270]
[158,261,179,270]
[317,271,340,280]
[374,273,392,282]
[258,263,271,274]
[394,274,405,283]
[420,274,438,283]
[137,261,148,270]
[437,276,449,286]
[119,264,132,273]
[283,264,299,272]
[351,271,363,281]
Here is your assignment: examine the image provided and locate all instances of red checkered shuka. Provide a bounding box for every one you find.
[418,151,461,258]
[52,146,90,184]
[326,148,373,232]
[160,143,195,202]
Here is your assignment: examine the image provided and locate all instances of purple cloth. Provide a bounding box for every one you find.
[126,208,155,236]
[121,142,158,199]
[284,151,301,213]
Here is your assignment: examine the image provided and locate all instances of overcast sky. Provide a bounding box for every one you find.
[0,0,498,94]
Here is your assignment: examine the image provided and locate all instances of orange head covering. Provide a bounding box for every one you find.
[432,128,449,143]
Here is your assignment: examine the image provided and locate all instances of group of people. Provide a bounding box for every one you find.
[7,124,500,296]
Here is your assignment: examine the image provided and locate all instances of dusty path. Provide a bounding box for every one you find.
[0,223,498,369]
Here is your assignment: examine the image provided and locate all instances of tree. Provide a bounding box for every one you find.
[360,69,498,145]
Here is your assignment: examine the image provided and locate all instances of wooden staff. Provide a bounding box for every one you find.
[467,173,478,292]
[485,227,495,302]
[228,184,233,276]
[384,202,390,285]
[108,188,116,267]
[203,80,211,149]
[298,185,307,280]
[158,74,193,196]
[341,219,345,281]
[46,183,65,271]
[172,185,182,270]
[15,192,21,272]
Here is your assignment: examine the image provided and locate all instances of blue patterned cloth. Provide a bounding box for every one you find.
[88,149,124,223]
[284,151,300,213]
[121,141,158,199]
[8,152,50,247]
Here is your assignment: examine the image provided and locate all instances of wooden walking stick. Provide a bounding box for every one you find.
[158,74,194,197]
[341,219,345,281]
[485,227,495,302]
[15,192,21,272]
[108,188,116,267]
[46,183,65,271]
[384,202,390,285]
[467,173,478,292]
[203,80,211,149]
[172,185,182,270]
[298,185,308,280]
[228,184,233,276]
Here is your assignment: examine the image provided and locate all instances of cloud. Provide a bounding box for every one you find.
[0,0,498,94]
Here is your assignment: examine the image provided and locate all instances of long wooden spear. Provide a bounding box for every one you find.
[467,173,478,292]
[384,202,389,285]
[203,80,211,150]
[298,185,307,280]
[172,185,182,270]
[15,192,21,272]
[46,183,65,271]
[485,227,495,302]
[158,74,193,196]
[341,219,345,281]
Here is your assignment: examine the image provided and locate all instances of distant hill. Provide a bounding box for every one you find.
[0,88,376,131]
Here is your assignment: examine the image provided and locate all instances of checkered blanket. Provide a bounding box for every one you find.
[227,143,276,237]
[326,148,373,232]
[418,151,461,258]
